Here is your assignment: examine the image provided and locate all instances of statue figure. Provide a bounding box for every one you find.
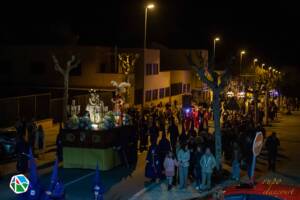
[111,81,131,126]
[67,99,80,117]
[118,53,139,76]
[86,89,105,124]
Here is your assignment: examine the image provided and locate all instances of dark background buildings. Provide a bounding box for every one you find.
[0,1,299,96]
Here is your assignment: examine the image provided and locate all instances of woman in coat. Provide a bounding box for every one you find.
[163,151,178,190]
[145,141,161,182]
[177,143,190,189]
[200,147,216,190]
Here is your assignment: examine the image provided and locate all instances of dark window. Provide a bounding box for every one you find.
[70,63,82,76]
[146,63,159,75]
[165,87,170,97]
[183,84,187,93]
[159,88,165,99]
[152,64,159,74]
[98,63,115,73]
[30,61,45,74]
[0,60,12,74]
[145,90,152,102]
[171,83,183,96]
[152,89,158,100]
[187,83,191,93]
[135,89,143,105]
[146,64,152,75]
[98,63,107,73]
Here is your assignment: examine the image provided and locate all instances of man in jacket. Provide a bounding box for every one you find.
[266,132,280,172]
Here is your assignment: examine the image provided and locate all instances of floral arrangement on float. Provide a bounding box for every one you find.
[64,80,132,131]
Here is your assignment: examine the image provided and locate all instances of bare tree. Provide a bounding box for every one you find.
[187,51,230,170]
[52,55,80,122]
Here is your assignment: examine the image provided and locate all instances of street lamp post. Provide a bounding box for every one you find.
[240,50,246,76]
[144,4,154,49]
[253,58,258,68]
[213,37,220,64]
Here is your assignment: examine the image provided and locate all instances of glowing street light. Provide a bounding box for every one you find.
[253,58,258,67]
[147,4,155,9]
[213,37,220,63]
[144,3,155,49]
[240,50,246,76]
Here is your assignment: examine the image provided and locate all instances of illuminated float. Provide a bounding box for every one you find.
[61,81,135,171]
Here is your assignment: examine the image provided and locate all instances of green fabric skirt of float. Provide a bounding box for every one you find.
[63,147,121,170]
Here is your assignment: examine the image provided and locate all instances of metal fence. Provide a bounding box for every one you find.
[0,93,51,127]
[0,91,114,127]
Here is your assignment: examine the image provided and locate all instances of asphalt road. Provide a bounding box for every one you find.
[0,112,299,200]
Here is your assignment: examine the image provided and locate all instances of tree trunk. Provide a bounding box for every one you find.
[63,74,69,123]
[264,91,269,126]
[213,89,222,170]
[254,91,258,125]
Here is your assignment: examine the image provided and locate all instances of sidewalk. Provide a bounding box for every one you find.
[0,123,59,177]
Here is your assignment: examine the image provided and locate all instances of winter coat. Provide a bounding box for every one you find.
[200,153,216,173]
[163,157,178,177]
[177,149,190,168]
[145,145,161,178]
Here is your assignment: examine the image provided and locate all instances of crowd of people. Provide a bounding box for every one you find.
[11,97,283,196]
[14,118,45,173]
[126,99,282,192]
[126,102,219,191]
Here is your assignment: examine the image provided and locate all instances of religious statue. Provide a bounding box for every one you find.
[111,81,131,125]
[86,89,105,124]
[118,53,139,103]
[67,99,80,117]
[118,53,139,76]
[66,99,80,129]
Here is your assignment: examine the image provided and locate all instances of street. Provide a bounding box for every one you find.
[0,112,300,199]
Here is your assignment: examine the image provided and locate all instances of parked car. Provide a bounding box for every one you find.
[0,130,17,159]
[222,182,300,200]
[190,181,300,200]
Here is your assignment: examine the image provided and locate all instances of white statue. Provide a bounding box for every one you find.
[86,89,105,124]
[67,99,80,117]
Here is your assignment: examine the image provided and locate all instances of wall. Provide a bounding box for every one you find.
[0,46,125,90]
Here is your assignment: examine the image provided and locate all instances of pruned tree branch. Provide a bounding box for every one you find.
[52,55,64,75]
[67,55,81,72]
[219,69,230,89]
[187,52,216,89]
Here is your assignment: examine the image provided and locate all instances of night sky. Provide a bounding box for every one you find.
[0,1,300,69]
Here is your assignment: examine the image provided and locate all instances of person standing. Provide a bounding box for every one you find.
[139,115,149,152]
[27,119,37,156]
[266,132,280,172]
[194,145,203,190]
[164,151,178,190]
[37,125,45,159]
[200,147,216,190]
[16,135,29,173]
[158,133,171,178]
[177,143,190,189]
[56,123,63,162]
[149,121,159,145]
[231,142,241,181]
[168,119,179,153]
[145,141,161,182]
[179,123,188,145]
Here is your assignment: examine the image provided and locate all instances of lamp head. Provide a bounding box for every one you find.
[147,4,155,9]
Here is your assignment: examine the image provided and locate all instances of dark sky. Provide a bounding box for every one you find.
[0,1,300,69]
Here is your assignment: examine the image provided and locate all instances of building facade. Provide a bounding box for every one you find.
[0,46,210,108]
